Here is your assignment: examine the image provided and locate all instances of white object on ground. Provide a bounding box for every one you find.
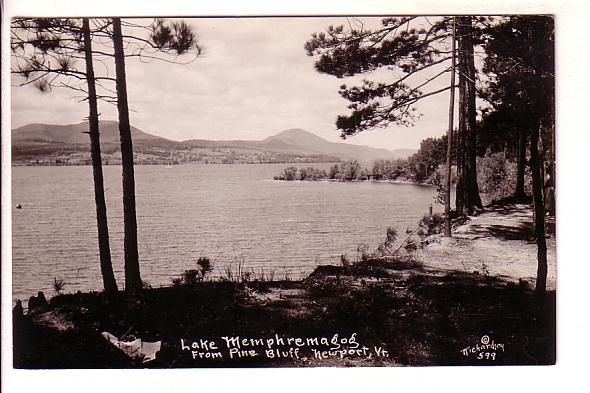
[101,331,161,363]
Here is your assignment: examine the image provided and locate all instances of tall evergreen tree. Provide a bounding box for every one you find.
[456,16,483,214]
[12,17,203,294]
[305,16,483,217]
[11,18,119,293]
[109,18,201,293]
[482,16,554,296]
[111,18,141,293]
[83,18,118,293]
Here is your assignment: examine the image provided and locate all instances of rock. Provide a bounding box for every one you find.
[13,300,24,318]
[28,291,49,313]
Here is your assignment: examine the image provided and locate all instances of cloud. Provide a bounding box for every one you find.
[10,16,453,150]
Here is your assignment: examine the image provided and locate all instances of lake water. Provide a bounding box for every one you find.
[11,164,440,302]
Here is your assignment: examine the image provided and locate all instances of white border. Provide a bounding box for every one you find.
[3,1,589,392]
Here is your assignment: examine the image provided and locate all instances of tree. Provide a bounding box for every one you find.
[11,18,119,293]
[482,16,554,296]
[83,18,118,293]
[111,18,142,293]
[12,17,203,294]
[455,16,483,214]
[444,17,457,237]
[305,16,483,217]
[109,18,202,293]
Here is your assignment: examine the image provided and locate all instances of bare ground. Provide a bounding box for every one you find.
[418,203,556,290]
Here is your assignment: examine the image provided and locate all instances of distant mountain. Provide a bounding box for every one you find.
[12,121,165,144]
[11,122,416,165]
[253,128,414,162]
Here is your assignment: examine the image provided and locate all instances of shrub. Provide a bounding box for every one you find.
[275,166,298,181]
[53,277,66,294]
[340,254,351,267]
[404,239,418,253]
[197,256,213,280]
[419,213,445,236]
[477,150,532,202]
[181,269,201,287]
[356,243,371,262]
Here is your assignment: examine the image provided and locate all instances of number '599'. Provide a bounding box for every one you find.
[477,352,496,360]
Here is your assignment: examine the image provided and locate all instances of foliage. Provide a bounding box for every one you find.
[172,256,214,287]
[384,227,398,251]
[11,18,204,96]
[197,256,213,280]
[150,19,203,55]
[373,135,450,184]
[476,151,531,202]
[305,17,455,136]
[274,161,363,181]
[340,254,351,267]
[418,213,446,236]
[53,277,66,294]
[181,269,201,287]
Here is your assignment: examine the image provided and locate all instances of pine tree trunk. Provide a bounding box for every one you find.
[515,129,527,201]
[112,18,142,293]
[458,16,483,214]
[444,17,456,237]
[455,21,467,215]
[83,18,118,294]
[531,119,548,298]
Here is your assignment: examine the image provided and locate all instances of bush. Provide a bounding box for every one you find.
[197,256,213,280]
[419,213,445,236]
[181,269,201,287]
[477,150,532,202]
[275,166,298,181]
[53,277,66,294]
[173,256,214,287]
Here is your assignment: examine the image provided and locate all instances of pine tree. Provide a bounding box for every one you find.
[481,16,554,296]
[305,16,484,216]
[11,18,119,293]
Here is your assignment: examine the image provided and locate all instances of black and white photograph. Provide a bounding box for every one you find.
[2,0,589,391]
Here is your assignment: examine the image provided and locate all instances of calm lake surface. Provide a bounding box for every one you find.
[12,164,440,301]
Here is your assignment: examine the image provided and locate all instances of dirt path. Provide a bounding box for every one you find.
[417,204,556,290]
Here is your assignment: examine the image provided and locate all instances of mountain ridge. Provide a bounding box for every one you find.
[12,122,415,164]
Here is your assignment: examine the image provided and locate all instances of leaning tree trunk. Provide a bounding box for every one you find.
[515,128,527,201]
[83,18,118,294]
[112,18,142,293]
[530,118,548,298]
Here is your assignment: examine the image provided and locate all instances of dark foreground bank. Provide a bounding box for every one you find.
[13,258,555,368]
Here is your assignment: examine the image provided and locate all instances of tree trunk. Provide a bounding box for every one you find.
[444,17,456,237]
[458,16,483,214]
[83,18,118,294]
[530,119,548,298]
[463,18,483,212]
[112,18,142,293]
[515,128,527,201]
[455,22,467,215]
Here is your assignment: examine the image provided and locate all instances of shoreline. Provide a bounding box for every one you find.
[274,177,431,186]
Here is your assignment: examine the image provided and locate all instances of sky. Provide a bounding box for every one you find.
[10,17,457,151]
[11,17,458,149]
